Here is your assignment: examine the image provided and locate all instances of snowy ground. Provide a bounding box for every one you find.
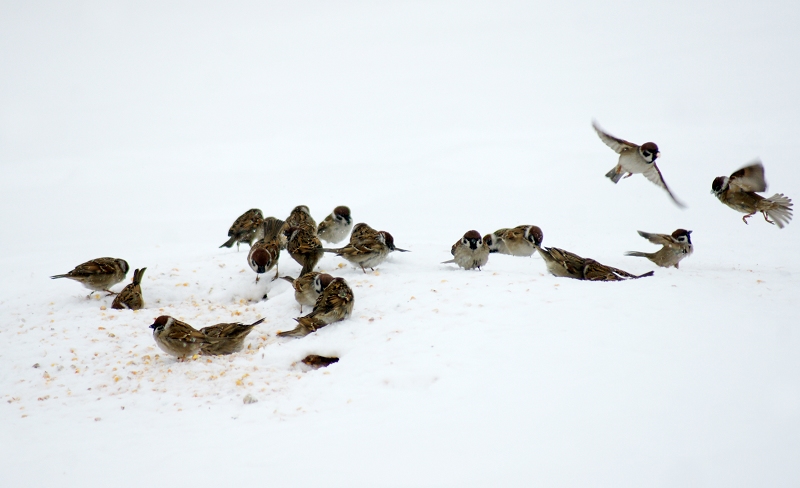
[2,2,799,486]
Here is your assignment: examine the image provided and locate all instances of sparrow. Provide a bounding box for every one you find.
[220,208,264,250]
[149,316,220,359]
[199,318,266,355]
[349,222,381,245]
[491,225,544,257]
[281,205,317,235]
[281,272,334,312]
[625,229,693,268]
[534,244,653,281]
[51,257,130,297]
[111,267,146,310]
[247,235,281,283]
[301,355,340,368]
[379,231,410,253]
[322,232,390,273]
[442,230,490,270]
[593,121,685,207]
[711,161,793,228]
[278,277,354,338]
[284,224,324,276]
[317,206,353,244]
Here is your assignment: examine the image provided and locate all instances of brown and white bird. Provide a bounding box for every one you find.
[593,121,685,207]
[302,355,340,368]
[323,232,390,273]
[199,318,266,355]
[317,206,353,244]
[149,316,219,360]
[220,208,264,250]
[379,231,410,253]
[625,229,693,268]
[247,236,281,283]
[490,225,543,257]
[281,205,317,234]
[442,230,490,270]
[711,161,793,228]
[281,272,334,312]
[284,224,324,276]
[51,257,130,297]
[534,244,653,281]
[111,267,146,310]
[278,277,354,338]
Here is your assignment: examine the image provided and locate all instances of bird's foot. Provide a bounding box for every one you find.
[762,211,776,225]
[742,213,754,225]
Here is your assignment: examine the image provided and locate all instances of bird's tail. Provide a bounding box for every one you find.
[624,251,653,259]
[132,268,147,286]
[219,235,237,248]
[606,166,624,184]
[277,318,315,338]
[262,217,286,241]
[762,193,794,229]
[441,259,456,264]
[50,274,69,279]
[279,276,296,284]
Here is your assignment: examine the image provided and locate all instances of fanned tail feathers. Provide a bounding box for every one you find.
[764,193,793,229]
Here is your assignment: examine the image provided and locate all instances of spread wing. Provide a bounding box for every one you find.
[593,121,638,154]
[642,163,686,208]
[637,231,680,249]
[729,161,767,193]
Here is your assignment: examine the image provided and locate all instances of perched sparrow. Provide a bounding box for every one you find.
[247,235,281,283]
[379,231,410,253]
[301,355,340,368]
[349,222,381,245]
[281,205,317,235]
[625,229,693,268]
[317,206,353,244]
[442,230,490,270]
[111,267,146,310]
[51,257,130,297]
[199,318,266,355]
[534,244,653,281]
[220,208,264,250]
[593,121,685,207]
[278,277,354,338]
[491,225,543,257]
[323,232,390,273]
[149,316,219,359]
[712,161,793,228]
[284,224,324,276]
[281,272,334,312]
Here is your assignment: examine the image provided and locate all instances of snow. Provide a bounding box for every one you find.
[1,1,799,486]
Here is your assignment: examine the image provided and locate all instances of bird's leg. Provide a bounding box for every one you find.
[255,275,260,283]
[761,211,776,225]
[742,212,755,225]
[86,292,95,299]
[360,266,367,274]
[103,289,118,296]
[623,172,633,179]
[272,265,280,281]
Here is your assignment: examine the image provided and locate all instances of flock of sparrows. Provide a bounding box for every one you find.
[48,121,794,360]
[441,122,793,278]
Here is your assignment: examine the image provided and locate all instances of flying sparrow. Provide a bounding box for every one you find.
[284,224,324,276]
[149,316,219,360]
[534,244,653,281]
[711,161,793,228]
[199,318,266,355]
[278,277,354,338]
[281,272,334,312]
[625,229,693,268]
[491,225,543,257]
[220,208,264,250]
[317,206,353,244]
[247,235,281,283]
[442,230,490,270]
[593,121,685,207]
[323,232,390,273]
[51,257,130,297]
[111,267,147,310]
